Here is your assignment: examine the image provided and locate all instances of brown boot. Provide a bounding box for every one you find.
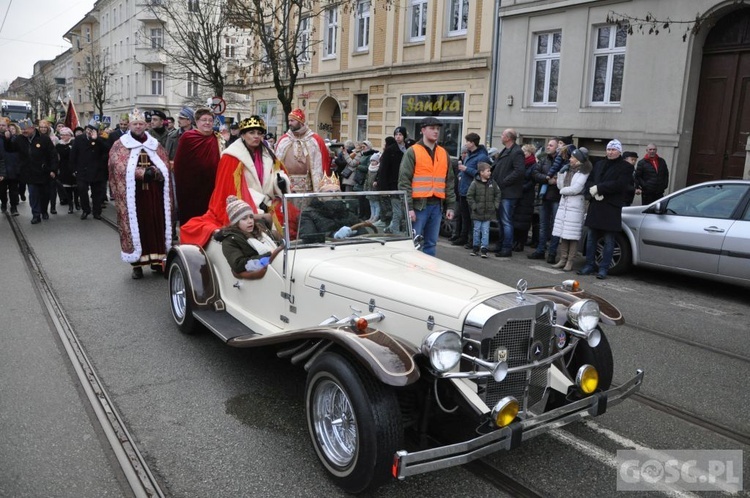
[564,240,578,271]
[552,240,568,269]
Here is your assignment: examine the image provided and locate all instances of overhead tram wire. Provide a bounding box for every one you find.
[0,0,13,35]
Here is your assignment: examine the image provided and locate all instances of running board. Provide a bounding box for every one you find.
[193,310,259,343]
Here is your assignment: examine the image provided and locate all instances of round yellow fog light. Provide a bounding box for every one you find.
[491,396,519,428]
[576,364,599,395]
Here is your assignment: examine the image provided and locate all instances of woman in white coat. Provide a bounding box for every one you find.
[551,147,592,271]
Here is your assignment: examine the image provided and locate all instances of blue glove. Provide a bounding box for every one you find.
[334,226,353,239]
[244,259,265,272]
[259,256,270,267]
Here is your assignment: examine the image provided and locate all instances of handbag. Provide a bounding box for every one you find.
[340,166,353,179]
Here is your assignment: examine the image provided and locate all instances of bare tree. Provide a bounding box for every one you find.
[28,73,57,120]
[605,4,745,42]
[143,0,231,98]
[82,50,113,119]
[226,0,358,125]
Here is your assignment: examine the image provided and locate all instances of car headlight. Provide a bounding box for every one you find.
[567,299,600,333]
[421,330,462,373]
[576,364,599,395]
[491,396,519,427]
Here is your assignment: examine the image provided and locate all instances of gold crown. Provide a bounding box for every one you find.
[238,115,266,133]
[318,172,341,192]
[128,107,146,123]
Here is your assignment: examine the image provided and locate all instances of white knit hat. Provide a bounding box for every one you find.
[226,195,253,225]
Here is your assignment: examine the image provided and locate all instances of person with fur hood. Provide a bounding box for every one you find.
[550,147,592,271]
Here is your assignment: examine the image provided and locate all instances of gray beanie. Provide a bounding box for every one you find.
[179,107,196,124]
[571,147,589,163]
[226,195,253,225]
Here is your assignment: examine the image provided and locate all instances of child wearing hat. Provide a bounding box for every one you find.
[217,195,282,277]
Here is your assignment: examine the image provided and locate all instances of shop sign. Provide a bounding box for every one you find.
[401,93,464,117]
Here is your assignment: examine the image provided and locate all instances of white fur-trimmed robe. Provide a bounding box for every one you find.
[108,132,172,263]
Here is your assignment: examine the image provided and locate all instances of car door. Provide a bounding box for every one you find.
[718,199,750,283]
[637,183,748,275]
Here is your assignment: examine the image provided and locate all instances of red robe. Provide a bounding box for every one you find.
[108,132,173,265]
[179,141,295,246]
[173,129,221,225]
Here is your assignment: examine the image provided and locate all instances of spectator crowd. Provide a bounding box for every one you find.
[1,110,668,282]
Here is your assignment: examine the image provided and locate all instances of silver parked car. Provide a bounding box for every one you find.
[587,180,750,287]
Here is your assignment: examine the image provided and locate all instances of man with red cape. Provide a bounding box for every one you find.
[180,115,291,247]
[108,108,173,279]
[172,107,222,225]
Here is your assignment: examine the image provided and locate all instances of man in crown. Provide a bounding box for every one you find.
[274,108,330,192]
[180,115,292,246]
[108,107,173,279]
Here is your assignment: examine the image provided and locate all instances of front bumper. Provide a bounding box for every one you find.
[393,369,644,479]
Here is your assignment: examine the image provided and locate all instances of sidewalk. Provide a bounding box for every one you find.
[0,208,127,497]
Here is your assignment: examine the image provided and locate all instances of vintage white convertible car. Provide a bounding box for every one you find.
[166,191,643,493]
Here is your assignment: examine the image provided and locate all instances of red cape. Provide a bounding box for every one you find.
[173,129,220,225]
[180,148,298,246]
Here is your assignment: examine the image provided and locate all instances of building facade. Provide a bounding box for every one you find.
[238,0,495,157]
[493,0,750,194]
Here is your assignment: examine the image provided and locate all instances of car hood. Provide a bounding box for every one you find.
[304,246,514,320]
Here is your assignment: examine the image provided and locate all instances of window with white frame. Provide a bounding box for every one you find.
[356,94,368,141]
[188,0,199,13]
[151,70,163,95]
[151,27,163,49]
[324,7,338,58]
[409,0,427,41]
[448,0,468,36]
[532,31,561,105]
[85,26,91,42]
[591,24,627,105]
[187,73,199,97]
[224,36,236,58]
[355,1,370,52]
[297,16,311,63]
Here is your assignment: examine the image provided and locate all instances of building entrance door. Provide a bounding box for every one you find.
[687,9,750,184]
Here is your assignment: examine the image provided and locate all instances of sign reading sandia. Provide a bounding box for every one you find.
[401,93,464,117]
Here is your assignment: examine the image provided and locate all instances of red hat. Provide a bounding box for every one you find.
[289,108,305,124]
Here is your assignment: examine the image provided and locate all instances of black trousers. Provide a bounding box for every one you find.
[0,178,19,209]
[456,195,472,241]
[78,180,107,216]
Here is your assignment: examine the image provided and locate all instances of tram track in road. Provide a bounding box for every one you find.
[626,321,750,365]
[464,459,546,498]
[6,213,165,498]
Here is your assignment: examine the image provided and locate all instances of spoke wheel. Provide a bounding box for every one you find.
[168,258,197,334]
[306,352,402,493]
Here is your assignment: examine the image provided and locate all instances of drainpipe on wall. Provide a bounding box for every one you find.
[486,0,503,148]
[744,135,750,180]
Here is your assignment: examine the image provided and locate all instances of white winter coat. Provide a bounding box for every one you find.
[552,169,590,240]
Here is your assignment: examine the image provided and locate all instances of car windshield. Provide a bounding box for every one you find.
[282,191,412,247]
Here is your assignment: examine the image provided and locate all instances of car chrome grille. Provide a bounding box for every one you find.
[480,312,554,413]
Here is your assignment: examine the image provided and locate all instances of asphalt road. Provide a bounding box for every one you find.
[3,203,748,497]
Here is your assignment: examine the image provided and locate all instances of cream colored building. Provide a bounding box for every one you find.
[493,0,750,192]
[240,0,495,158]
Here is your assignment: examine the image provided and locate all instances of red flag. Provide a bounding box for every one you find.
[64,99,79,130]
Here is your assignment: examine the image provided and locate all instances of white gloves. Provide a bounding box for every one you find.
[594,194,604,201]
[589,185,598,197]
[334,226,353,239]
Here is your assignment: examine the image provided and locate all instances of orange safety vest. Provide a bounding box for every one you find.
[412,144,448,199]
